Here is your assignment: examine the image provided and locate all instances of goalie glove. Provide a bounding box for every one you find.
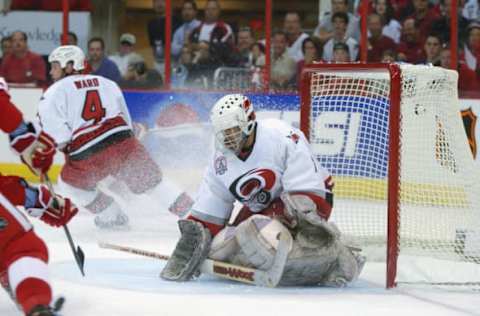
[26,184,78,227]
[9,122,56,175]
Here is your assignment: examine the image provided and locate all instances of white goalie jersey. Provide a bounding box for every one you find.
[37,74,132,156]
[190,118,332,225]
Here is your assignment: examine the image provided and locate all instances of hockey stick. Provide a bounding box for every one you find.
[42,174,86,277]
[99,232,291,288]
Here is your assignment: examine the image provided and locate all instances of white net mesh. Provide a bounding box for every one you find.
[305,64,480,288]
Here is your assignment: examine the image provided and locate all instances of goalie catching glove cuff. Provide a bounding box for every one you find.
[9,122,56,175]
[26,184,78,227]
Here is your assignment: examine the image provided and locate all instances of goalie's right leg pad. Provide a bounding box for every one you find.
[209,226,240,261]
[234,215,293,270]
[160,219,211,281]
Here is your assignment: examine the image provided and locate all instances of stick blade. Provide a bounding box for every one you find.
[76,246,86,276]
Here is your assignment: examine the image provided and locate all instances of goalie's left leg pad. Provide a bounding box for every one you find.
[319,242,365,287]
[160,219,211,281]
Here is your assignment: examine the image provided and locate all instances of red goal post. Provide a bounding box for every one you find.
[300,63,480,289]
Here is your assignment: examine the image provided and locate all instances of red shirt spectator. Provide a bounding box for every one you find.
[367,13,397,62]
[458,22,480,93]
[407,0,440,36]
[397,18,425,63]
[0,31,46,85]
[458,60,480,92]
[296,37,322,88]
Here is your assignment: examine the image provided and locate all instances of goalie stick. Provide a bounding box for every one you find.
[99,232,291,288]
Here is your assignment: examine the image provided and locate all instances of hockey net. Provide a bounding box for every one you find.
[300,63,480,289]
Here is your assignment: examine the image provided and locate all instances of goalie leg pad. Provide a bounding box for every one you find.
[234,215,292,270]
[320,242,365,287]
[160,219,212,281]
[209,226,240,261]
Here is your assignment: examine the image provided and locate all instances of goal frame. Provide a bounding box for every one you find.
[300,63,402,288]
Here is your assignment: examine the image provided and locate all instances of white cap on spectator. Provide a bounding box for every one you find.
[120,33,136,45]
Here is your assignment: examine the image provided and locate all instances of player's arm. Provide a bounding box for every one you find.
[0,174,78,227]
[0,78,55,175]
[281,128,334,221]
[187,173,235,235]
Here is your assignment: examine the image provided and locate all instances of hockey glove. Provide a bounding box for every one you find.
[9,122,56,175]
[26,184,78,227]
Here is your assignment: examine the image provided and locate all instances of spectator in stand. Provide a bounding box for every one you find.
[407,0,440,37]
[0,31,46,86]
[381,48,398,62]
[432,0,469,47]
[397,18,425,63]
[67,31,78,46]
[297,37,322,88]
[271,30,296,91]
[233,27,256,68]
[172,44,193,88]
[0,36,12,64]
[439,46,451,69]
[332,42,350,62]
[121,55,163,90]
[460,21,480,72]
[419,34,442,65]
[284,12,309,62]
[109,33,143,79]
[367,13,397,62]
[390,0,413,20]
[322,12,359,62]
[189,0,234,67]
[188,40,218,88]
[172,0,201,60]
[314,0,360,44]
[147,0,181,71]
[87,37,122,83]
[251,42,265,67]
[373,0,402,43]
[458,20,480,93]
[463,0,479,20]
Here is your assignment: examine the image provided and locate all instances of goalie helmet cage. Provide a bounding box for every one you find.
[300,63,480,289]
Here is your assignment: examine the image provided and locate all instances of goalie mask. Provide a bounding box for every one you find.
[48,45,85,71]
[210,94,256,155]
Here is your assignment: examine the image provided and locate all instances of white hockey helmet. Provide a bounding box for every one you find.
[48,45,85,71]
[210,94,256,154]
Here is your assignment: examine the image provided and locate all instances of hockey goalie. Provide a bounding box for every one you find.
[161,94,365,287]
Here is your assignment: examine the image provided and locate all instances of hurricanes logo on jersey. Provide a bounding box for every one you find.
[229,168,276,205]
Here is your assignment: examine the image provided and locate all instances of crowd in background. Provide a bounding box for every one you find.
[1,0,480,93]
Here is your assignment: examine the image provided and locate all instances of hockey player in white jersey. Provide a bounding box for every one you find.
[37,45,193,228]
[161,94,365,286]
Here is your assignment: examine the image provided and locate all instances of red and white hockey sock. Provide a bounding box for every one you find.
[8,257,52,314]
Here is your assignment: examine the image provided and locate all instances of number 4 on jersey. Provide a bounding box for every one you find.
[82,90,106,124]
